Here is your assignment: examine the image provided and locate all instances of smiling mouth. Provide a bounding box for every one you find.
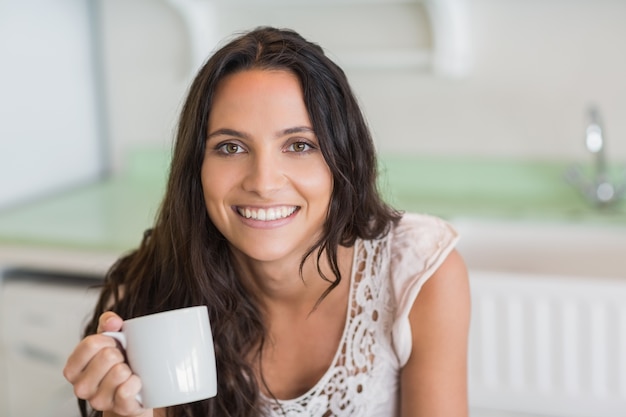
[236,206,299,221]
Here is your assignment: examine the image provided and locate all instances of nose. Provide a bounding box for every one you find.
[241,151,286,196]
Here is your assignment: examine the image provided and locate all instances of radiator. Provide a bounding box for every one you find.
[468,271,626,417]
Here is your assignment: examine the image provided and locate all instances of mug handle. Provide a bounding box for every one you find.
[102,331,127,349]
[102,331,144,407]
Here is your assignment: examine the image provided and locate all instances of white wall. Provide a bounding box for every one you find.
[354,1,626,161]
[98,0,626,173]
[0,0,104,208]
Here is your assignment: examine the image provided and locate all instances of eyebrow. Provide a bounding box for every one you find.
[207,128,249,140]
[281,126,315,136]
[207,126,315,140]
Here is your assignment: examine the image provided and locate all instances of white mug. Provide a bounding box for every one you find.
[103,306,217,408]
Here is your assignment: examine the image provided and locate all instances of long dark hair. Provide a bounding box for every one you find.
[80,26,401,417]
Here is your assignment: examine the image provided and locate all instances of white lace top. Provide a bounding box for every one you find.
[264,213,459,416]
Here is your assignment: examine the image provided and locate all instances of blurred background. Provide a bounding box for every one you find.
[1,1,625,416]
[2,0,626,209]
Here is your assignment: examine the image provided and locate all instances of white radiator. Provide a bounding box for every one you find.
[468,271,626,417]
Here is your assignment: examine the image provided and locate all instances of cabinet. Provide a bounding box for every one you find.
[165,0,471,77]
[0,270,102,417]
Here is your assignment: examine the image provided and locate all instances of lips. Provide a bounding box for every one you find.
[236,206,298,221]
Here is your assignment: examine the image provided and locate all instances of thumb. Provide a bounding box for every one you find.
[97,311,124,333]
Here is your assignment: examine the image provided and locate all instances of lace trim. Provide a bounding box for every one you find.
[266,234,394,416]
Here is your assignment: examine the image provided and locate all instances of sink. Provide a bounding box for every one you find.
[453,218,626,279]
[378,154,626,223]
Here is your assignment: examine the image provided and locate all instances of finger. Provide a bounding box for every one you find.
[112,373,145,416]
[87,362,140,413]
[97,311,124,333]
[63,334,120,384]
[71,345,126,401]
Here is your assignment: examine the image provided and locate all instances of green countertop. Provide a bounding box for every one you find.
[0,152,624,254]
[0,150,169,253]
[379,155,626,223]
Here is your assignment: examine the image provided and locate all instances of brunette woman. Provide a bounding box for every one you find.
[64,27,470,417]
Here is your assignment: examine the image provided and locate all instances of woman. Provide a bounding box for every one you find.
[63,27,471,417]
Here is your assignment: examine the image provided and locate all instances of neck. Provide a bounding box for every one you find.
[232,245,352,314]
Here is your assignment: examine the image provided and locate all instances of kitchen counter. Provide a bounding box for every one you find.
[0,151,624,274]
[0,150,168,275]
[379,154,626,225]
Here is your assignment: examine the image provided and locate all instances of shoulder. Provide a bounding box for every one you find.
[393,216,470,414]
[409,249,470,328]
[387,212,459,303]
[389,212,458,249]
[387,212,464,364]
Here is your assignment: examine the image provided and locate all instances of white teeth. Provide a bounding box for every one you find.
[237,206,297,221]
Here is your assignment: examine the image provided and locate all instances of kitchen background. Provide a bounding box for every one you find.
[98,0,626,171]
[0,0,626,417]
[2,0,626,209]
[85,0,626,172]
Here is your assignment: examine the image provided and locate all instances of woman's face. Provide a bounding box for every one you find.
[201,69,333,264]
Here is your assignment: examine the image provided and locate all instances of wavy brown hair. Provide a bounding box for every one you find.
[80,27,401,417]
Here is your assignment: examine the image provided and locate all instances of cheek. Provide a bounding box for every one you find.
[311,176,333,201]
[298,164,333,205]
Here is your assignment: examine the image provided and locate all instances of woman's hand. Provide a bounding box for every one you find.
[63,311,148,417]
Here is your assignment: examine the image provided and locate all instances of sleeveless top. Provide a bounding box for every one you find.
[264,213,459,416]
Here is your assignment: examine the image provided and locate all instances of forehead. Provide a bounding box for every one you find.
[209,69,311,129]
[213,69,302,100]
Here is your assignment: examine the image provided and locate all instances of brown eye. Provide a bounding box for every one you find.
[225,143,239,153]
[218,143,243,154]
[289,142,312,153]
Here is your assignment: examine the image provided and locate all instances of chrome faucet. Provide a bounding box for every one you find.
[566,105,625,206]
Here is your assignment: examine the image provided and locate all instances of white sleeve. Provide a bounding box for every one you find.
[389,213,459,366]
